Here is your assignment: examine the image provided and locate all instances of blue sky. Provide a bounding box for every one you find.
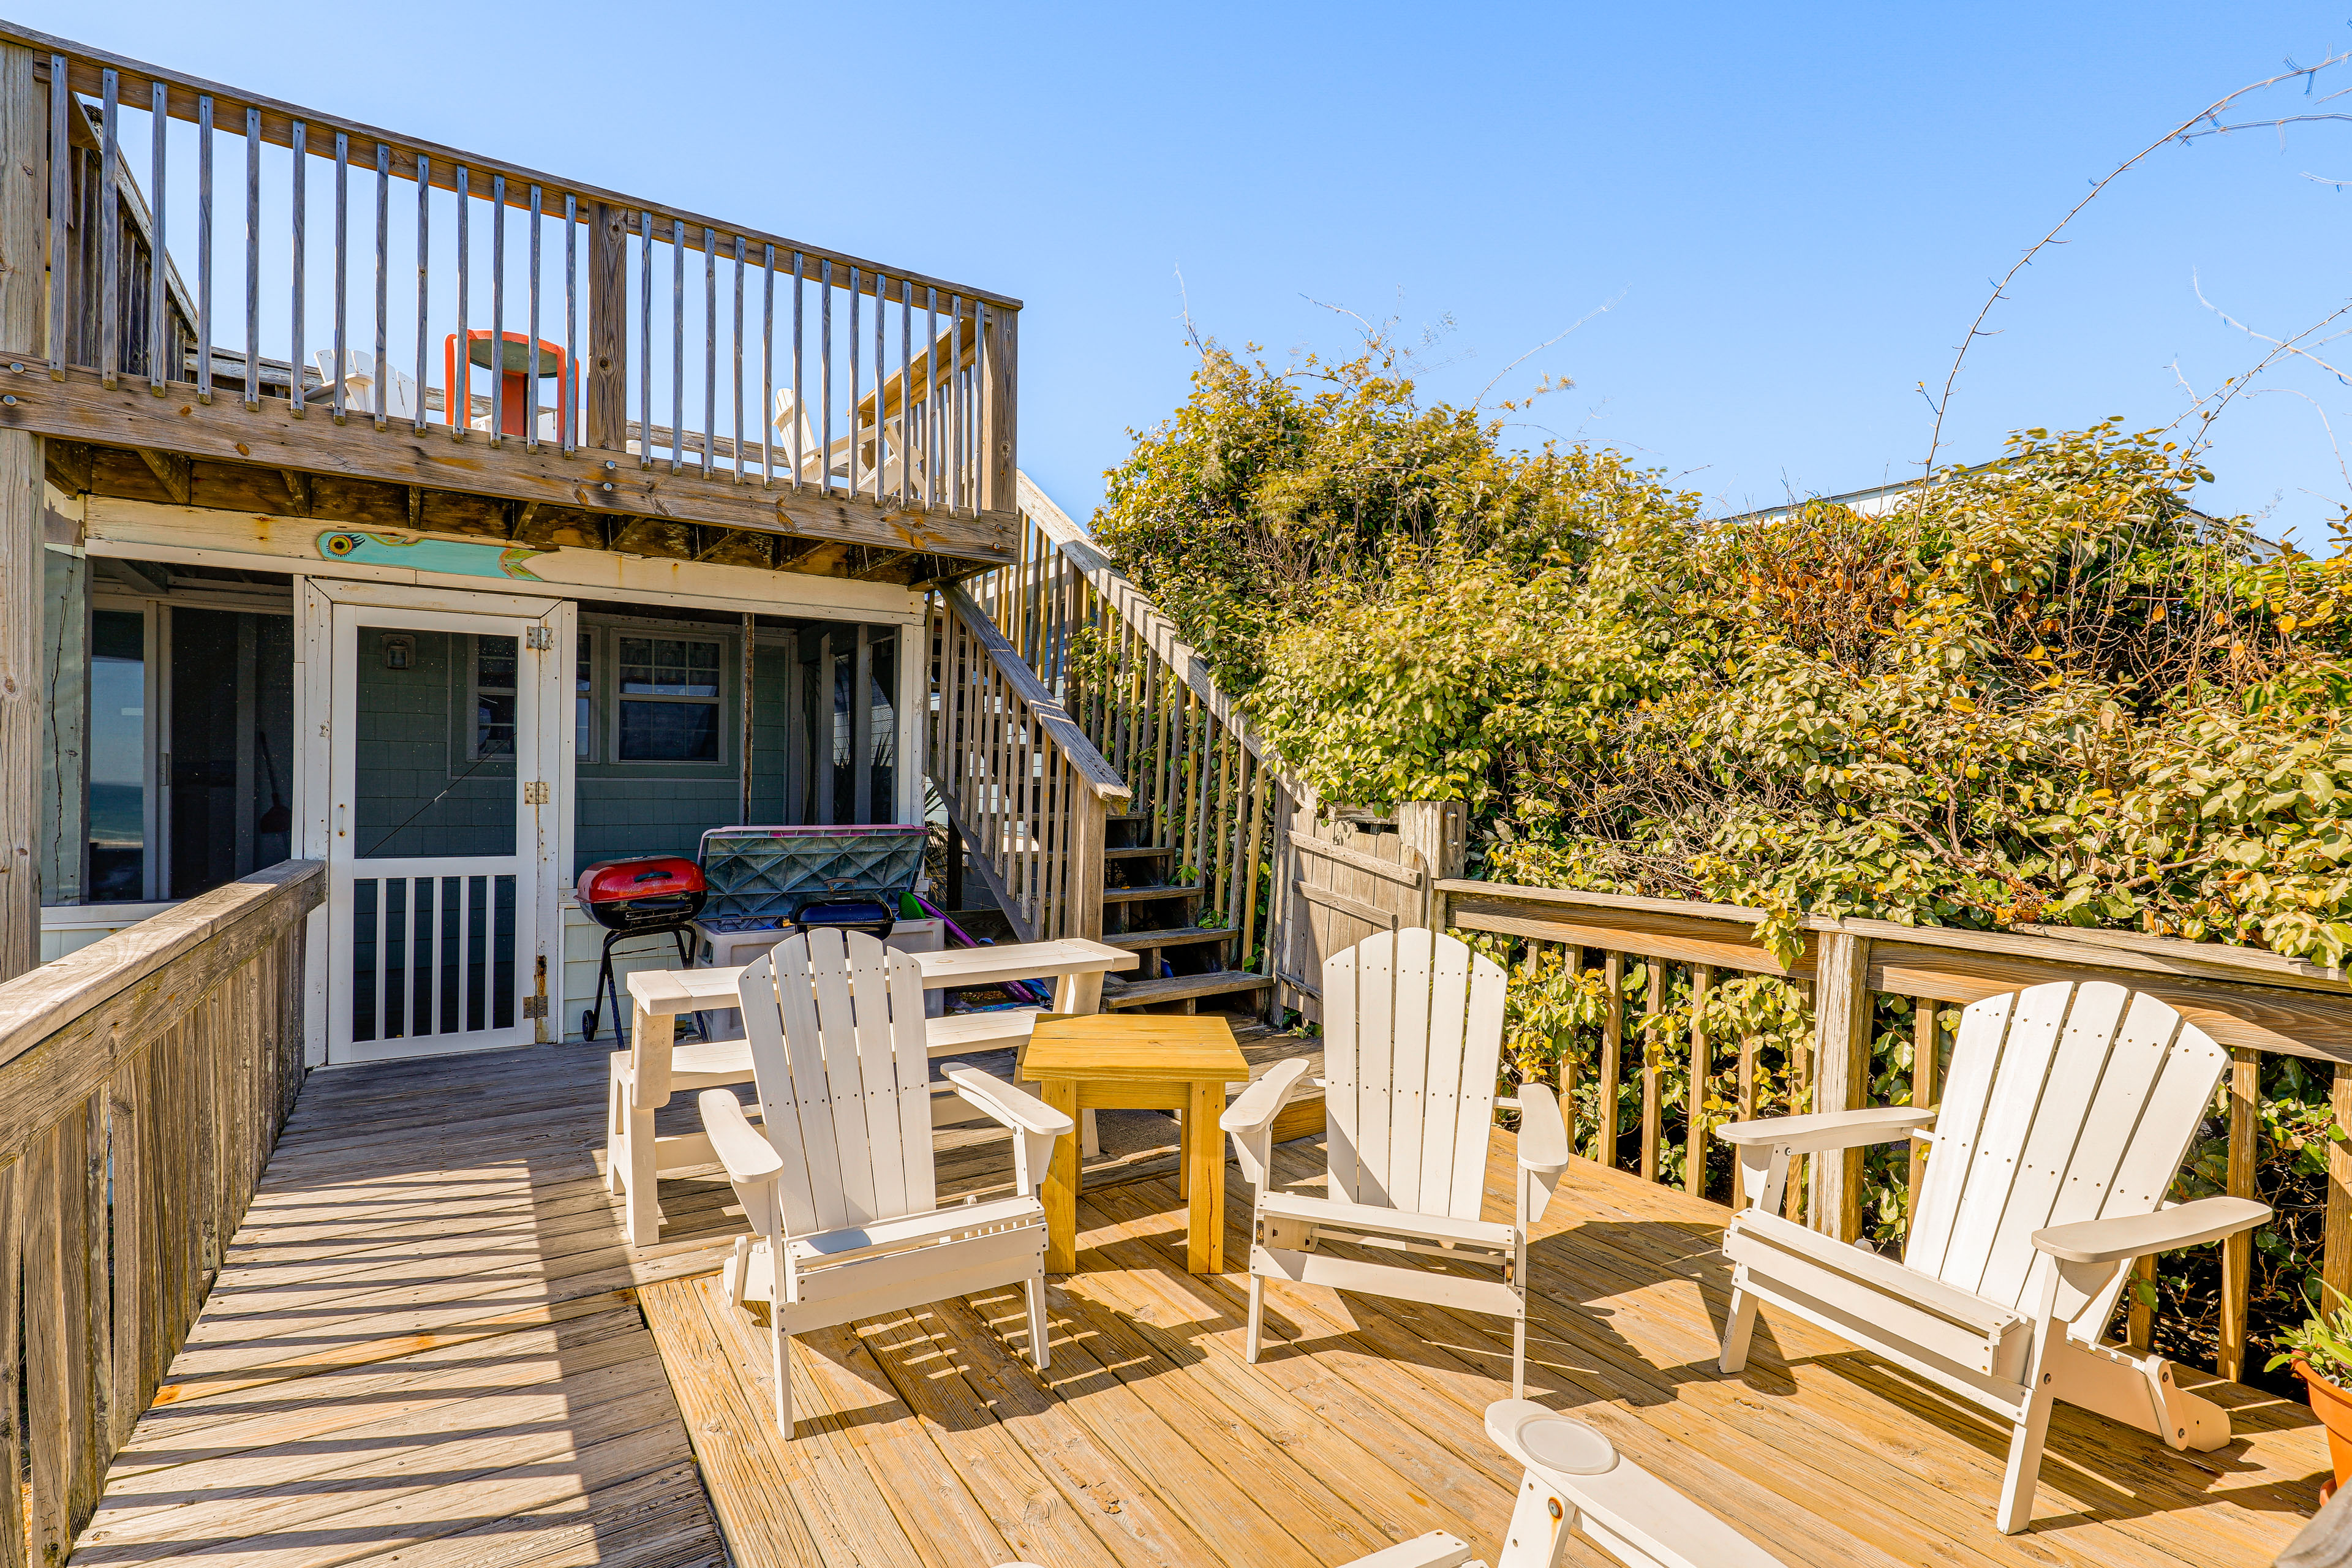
[33,2,2352,545]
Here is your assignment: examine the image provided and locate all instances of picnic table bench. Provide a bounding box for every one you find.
[607,938,1137,1247]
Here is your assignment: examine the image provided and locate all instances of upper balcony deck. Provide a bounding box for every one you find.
[7,23,1018,586]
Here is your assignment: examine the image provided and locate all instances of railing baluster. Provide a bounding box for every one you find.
[947,294,962,512]
[244,106,260,407]
[871,271,886,502]
[562,192,577,454]
[45,53,64,375]
[194,92,212,398]
[925,288,940,508]
[732,234,745,483]
[489,173,505,443]
[1687,965,1713,1198]
[701,225,716,477]
[527,184,543,451]
[412,156,429,432]
[454,166,469,432]
[820,259,832,496]
[792,251,805,489]
[848,266,862,497]
[760,243,774,485]
[670,216,685,475]
[289,120,306,415]
[331,131,347,421]
[99,68,118,386]
[898,277,912,507]
[636,209,652,466]
[148,80,167,388]
[372,142,388,427]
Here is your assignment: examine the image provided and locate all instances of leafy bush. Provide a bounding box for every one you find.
[1093,339,2352,1386]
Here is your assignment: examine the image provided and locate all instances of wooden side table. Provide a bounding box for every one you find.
[1021,1014,1247,1274]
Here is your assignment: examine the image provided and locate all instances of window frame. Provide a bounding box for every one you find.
[573,618,739,772]
[465,631,522,763]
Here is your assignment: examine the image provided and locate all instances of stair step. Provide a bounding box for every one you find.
[1104,845,1174,860]
[1103,883,1200,904]
[1104,925,1235,951]
[1104,969,1275,1008]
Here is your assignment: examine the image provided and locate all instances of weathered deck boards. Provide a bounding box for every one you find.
[644,1129,2330,1568]
[69,1031,2326,1568]
[64,1022,1318,1568]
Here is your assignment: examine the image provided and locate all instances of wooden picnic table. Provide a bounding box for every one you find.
[608,937,1138,1248]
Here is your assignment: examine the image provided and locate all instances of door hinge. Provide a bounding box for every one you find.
[523,781,551,805]
[526,625,554,650]
[521,995,548,1019]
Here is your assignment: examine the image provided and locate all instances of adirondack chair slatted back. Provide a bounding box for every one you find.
[1903,980,2227,1322]
[1323,927,1509,1220]
[736,929,936,1236]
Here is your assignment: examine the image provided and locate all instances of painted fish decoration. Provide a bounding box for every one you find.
[317,530,545,581]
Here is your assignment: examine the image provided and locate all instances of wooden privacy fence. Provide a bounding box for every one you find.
[929,584,1128,941]
[954,476,1299,972]
[1269,804,1466,1025]
[0,858,320,1564]
[1429,870,2352,1386]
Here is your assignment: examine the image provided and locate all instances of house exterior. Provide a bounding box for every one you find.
[3,24,1020,1065]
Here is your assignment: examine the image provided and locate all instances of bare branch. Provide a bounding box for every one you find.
[1474,292,1625,410]
[1923,50,2352,477]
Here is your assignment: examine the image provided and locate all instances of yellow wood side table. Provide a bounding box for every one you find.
[1021,1013,1247,1274]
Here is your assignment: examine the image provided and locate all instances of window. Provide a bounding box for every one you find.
[576,633,594,759]
[474,635,517,757]
[616,635,720,761]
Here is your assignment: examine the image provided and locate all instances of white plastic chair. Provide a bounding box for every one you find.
[1221,928,1570,1398]
[697,928,1072,1433]
[1714,979,2271,1533]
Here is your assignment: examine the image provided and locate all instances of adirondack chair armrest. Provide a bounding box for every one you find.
[1221,1057,1312,1137]
[1513,1082,1570,1229]
[1714,1106,1936,1154]
[1222,1058,1311,1189]
[943,1065,1075,1137]
[2031,1196,2272,1265]
[696,1089,785,1185]
[944,1066,1073,1199]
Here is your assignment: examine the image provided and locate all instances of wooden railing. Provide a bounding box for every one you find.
[928,586,1128,941]
[1430,872,2352,1385]
[963,476,1298,979]
[15,23,1016,545]
[0,859,322,1561]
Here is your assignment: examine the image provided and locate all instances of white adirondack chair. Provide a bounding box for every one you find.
[696,928,1073,1433]
[994,1398,1785,1568]
[1714,979,2273,1534]
[1221,928,1571,1399]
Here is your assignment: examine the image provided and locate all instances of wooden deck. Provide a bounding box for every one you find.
[69,1037,2326,1568]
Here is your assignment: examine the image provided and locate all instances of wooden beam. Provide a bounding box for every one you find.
[278,469,311,515]
[850,547,916,581]
[1,42,39,982]
[1809,930,1873,1241]
[508,499,538,539]
[4,367,1016,567]
[135,448,190,505]
[406,486,422,529]
[43,440,92,496]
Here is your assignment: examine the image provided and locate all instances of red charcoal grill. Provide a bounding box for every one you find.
[576,855,707,1042]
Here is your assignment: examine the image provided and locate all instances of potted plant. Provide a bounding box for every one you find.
[2271,1284,2352,1501]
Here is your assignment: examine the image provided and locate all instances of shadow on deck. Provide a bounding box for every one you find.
[67,1039,2326,1568]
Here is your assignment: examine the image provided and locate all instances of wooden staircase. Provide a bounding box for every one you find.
[1096,810,1274,1016]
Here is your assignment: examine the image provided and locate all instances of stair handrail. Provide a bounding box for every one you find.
[929,584,1129,943]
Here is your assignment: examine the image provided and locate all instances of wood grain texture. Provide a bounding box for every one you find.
[0,40,37,984]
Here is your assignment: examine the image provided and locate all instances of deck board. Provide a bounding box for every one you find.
[70,1035,2329,1568]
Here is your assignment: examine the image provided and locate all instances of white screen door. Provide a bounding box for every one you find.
[325,598,568,1063]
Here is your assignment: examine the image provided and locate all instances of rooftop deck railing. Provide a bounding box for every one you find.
[0,859,321,1562]
[17,22,1016,533]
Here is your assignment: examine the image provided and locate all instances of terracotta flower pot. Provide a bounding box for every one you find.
[2295,1357,2352,1502]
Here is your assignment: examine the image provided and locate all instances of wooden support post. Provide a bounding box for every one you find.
[1597,951,1623,1169]
[1906,995,1939,1235]
[1640,957,1664,1182]
[2326,1063,2352,1312]
[2219,1047,2260,1383]
[586,203,628,450]
[1687,964,1713,1199]
[1396,799,1466,931]
[980,304,1017,514]
[0,40,43,982]
[1810,931,1872,1240]
[738,613,755,821]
